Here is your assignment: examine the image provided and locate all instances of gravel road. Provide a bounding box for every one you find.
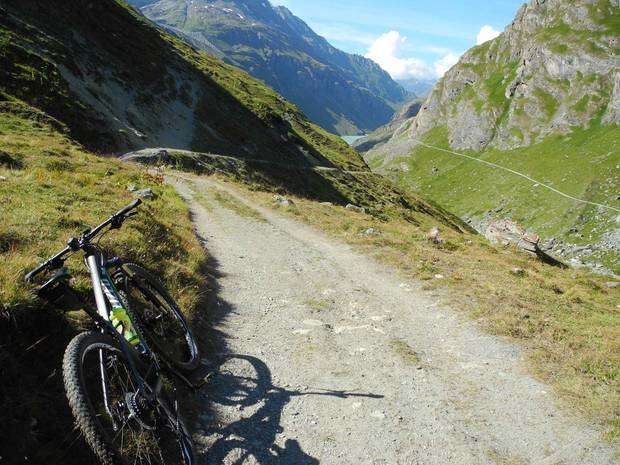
[170,175,618,465]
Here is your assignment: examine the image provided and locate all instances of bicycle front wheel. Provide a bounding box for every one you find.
[63,331,195,465]
[116,263,200,371]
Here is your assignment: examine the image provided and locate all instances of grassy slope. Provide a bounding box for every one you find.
[0,0,367,171]
[217,178,620,440]
[129,147,471,231]
[0,102,208,463]
[387,124,620,273]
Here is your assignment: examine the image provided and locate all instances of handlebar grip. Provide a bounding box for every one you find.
[25,262,48,282]
[115,199,142,217]
[24,246,71,282]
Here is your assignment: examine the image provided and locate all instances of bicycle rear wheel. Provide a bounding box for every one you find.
[63,331,195,465]
[117,263,200,371]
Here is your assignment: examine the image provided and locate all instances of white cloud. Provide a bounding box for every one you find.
[365,31,432,79]
[365,31,461,79]
[433,52,460,77]
[476,25,501,45]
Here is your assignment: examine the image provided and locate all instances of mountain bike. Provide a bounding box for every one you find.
[25,199,200,465]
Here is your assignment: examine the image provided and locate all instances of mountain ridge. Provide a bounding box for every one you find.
[360,0,619,273]
[370,0,618,156]
[127,0,409,135]
[0,0,369,171]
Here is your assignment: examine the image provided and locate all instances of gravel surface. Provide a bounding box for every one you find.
[170,175,618,465]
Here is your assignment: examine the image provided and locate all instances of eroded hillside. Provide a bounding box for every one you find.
[1,0,366,170]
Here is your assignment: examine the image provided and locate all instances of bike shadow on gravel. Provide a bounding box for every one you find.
[196,354,384,465]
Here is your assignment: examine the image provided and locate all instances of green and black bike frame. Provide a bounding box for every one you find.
[26,199,195,463]
[84,246,164,412]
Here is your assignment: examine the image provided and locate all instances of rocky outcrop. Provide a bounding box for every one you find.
[127,0,409,135]
[353,100,422,154]
[370,0,619,153]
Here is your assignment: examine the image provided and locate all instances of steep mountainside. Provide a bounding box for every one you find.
[363,0,619,273]
[1,0,368,171]
[353,99,422,153]
[1,0,469,221]
[127,0,409,135]
[395,0,618,153]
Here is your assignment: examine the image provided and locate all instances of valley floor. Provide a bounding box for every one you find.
[170,174,618,465]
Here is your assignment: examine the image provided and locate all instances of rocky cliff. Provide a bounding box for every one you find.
[375,0,618,155]
[127,0,409,135]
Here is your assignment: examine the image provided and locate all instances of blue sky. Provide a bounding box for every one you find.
[271,0,524,80]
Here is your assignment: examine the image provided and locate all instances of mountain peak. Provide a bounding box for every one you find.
[128,0,408,135]
[404,0,619,151]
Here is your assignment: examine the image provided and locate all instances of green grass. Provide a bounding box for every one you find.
[0,103,209,463]
[212,190,266,221]
[304,298,331,312]
[389,339,422,366]
[390,124,620,273]
[587,0,620,34]
[572,95,590,113]
[533,88,559,120]
[550,43,569,54]
[484,65,514,109]
[0,105,207,310]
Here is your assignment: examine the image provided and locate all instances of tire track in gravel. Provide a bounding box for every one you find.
[169,174,618,465]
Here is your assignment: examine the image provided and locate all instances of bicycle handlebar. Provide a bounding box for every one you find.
[24,199,142,282]
[24,246,72,282]
[83,199,142,241]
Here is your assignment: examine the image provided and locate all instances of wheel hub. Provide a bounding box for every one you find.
[125,392,156,430]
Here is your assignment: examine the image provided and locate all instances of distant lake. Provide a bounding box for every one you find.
[341,135,364,145]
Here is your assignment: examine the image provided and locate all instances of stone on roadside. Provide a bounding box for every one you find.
[134,188,154,199]
[273,194,295,207]
[486,219,539,252]
[426,227,443,244]
[606,281,619,288]
[0,175,6,182]
[511,267,526,276]
[345,203,365,213]
[127,183,137,192]
[360,227,379,237]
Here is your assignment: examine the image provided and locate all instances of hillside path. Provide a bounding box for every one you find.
[168,174,618,465]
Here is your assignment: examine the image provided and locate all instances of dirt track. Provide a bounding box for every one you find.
[170,174,618,465]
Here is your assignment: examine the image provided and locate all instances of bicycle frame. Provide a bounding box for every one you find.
[84,247,163,407]
[25,199,196,463]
